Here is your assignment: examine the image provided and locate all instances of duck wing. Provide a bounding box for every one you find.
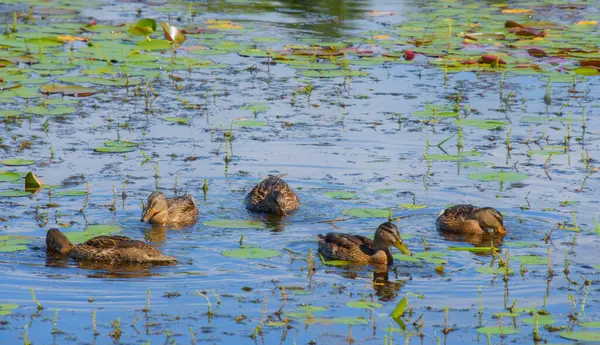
[166,194,199,223]
[76,236,176,263]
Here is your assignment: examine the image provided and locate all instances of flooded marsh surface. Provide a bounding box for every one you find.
[1,0,600,344]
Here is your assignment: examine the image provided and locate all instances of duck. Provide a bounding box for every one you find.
[317,222,411,266]
[140,191,198,225]
[436,204,506,235]
[244,175,300,215]
[45,228,177,263]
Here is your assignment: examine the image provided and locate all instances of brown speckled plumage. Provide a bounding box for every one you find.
[436,204,506,235]
[244,175,300,215]
[317,222,411,266]
[141,192,198,225]
[46,228,177,263]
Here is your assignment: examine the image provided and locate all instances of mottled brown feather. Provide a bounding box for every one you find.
[46,229,177,263]
[436,204,505,235]
[318,233,392,265]
[244,175,300,214]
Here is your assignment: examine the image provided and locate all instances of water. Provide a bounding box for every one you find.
[0,0,600,344]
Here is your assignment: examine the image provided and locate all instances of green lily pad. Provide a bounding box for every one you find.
[53,190,88,197]
[94,146,136,153]
[477,327,520,335]
[222,247,281,259]
[457,119,508,129]
[164,117,190,125]
[574,67,600,76]
[323,191,357,199]
[240,102,269,112]
[298,70,369,78]
[476,266,514,275]
[22,106,76,116]
[0,190,32,197]
[560,332,600,342]
[137,40,172,51]
[346,301,383,309]
[233,120,267,127]
[523,315,556,325]
[373,188,396,194]
[582,322,600,328]
[2,159,35,166]
[504,241,540,248]
[398,204,426,209]
[203,220,264,229]
[342,208,390,218]
[64,225,121,243]
[0,172,23,182]
[104,140,138,148]
[0,303,18,316]
[512,255,546,265]
[467,172,528,182]
[393,253,421,263]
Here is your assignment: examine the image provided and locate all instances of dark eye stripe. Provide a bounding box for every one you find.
[378,222,399,234]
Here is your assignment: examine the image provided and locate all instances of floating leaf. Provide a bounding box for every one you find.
[222,247,281,259]
[373,189,395,194]
[40,84,96,96]
[457,119,508,129]
[323,191,357,199]
[0,190,32,197]
[203,220,264,229]
[240,102,269,112]
[137,40,172,50]
[104,140,138,148]
[22,106,76,116]
[25,172,43,190]
[160,22,186,45]
[477,327,519,335]
[64,225,121,243]
[342,208,389,218]
[399,204,426,209]
[512,255,546,265]
[2,159,35,166]
[346,301,383,309]
[581,322,600,328]
[523,315,556,325]
[574,67,600,76]
[94,146,136,153]
[476,266,514,275]
[54,190,88,197]
[0,303,18,316]
[233,120,267,127]
[129,18,157,36]
[391,297,408,319]
[298,70,369,78]
[393,254,421,263]
[164,117,190,125]
[0,172,23,182]
[560,332,600,342]
[467,172,528,182]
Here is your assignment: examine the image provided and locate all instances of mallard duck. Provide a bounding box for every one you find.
[436,204,506,235]
[141,191,198,225]
[244,175,300,215]
[46,228,176,263]
[317,222,411,266]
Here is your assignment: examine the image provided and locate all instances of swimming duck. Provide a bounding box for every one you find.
[436,204,506,235]
[46,228,177,263]
[141,191,198,225]
[317,222,411,266]
[244,175,300,215]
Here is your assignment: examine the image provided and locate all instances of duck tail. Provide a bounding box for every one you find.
[46,228,74,255]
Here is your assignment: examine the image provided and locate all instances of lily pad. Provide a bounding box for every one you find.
[457,119,508,129]
[476,266,514,275]
[398,204,426,209]
[22,106,76,116]
[240,102,269,112]
[512,255,546,265]
[0,172,23,182]
[523,315,556,325]
[64,225,121,243]
[298,70,369,78]
[323,191,357,199]
[233,120,267,127]
[582,322,600,328]
[53,190,88,197]
[94,146,136,153]
[447,246,496,252]
[222,247,281,259]
[40,84,96,96]
[477,326,520,335]
[560,332,600,342]
[203,220,265,229]
[467,172,528,182]
[2,159,35,166]
[346,301,383,309]
[0,303,18,316]
[0,190,32,197]
[164,117,190,125]
[393,253,421,263]
[342,208,390,218]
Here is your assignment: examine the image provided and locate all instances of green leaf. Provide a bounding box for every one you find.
[222,247,281,259]
[22,106,76,116]
[456,119,509,129]
[2,159,35,166]
[512,255,546,265]
[391,297,408,319]
[54,190,88,197]
[522,315,556,325]
[476,266,514,275]
[0,190,32,197]
[447,246,495,252]
[467,172,528,182]
[0,171,23,182]
[477,327,519,335]
[164,117,190,125]
[346,301,383,309]
[323,191,357,199]
[342,208,390,218]
[581,322,600,328]
[94,146,136,153]
[233,120,267,127]
[560,331,600,342]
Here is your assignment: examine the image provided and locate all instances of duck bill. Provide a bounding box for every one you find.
[141,208,155,222]
[497,225,507,235]
[394,240,412,256]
